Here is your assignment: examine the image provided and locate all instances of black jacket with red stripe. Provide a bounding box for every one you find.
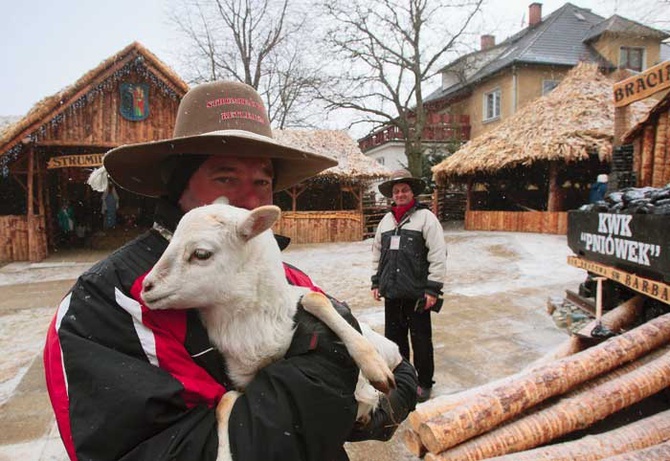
[43,202,417,461]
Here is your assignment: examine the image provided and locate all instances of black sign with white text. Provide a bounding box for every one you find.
[568,211,669,282]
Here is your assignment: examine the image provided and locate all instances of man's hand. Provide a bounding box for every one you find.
[347,359,417,442]
[424,294,437,310]
[372,288,381,302]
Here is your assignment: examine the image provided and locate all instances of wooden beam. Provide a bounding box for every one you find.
[35,140,118,148]
[547,162,561,212]
[565,289,597,316]
[567,256,670,305]
[26,146,37,261]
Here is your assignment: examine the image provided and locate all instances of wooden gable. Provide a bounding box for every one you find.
[0,42,188,173]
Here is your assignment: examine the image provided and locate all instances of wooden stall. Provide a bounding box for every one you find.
[0,42,188,262]
[465,210,568,234]
[432,63,656,235]
[273,211,363,244]
[271,130,391,243]
[619,61,670,188]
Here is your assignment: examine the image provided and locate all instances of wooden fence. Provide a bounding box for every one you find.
[273,210,363,244]
[465,210,568,234]
[0,215,48,262]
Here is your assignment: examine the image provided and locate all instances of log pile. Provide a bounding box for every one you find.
[403,311,670,460]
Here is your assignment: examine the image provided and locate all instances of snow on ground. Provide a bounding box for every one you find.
[0,226,586,461]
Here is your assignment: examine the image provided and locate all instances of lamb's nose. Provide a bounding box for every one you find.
[143,279,154,293]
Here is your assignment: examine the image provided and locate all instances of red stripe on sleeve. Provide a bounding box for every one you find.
[43,313,77,461]
[131,274,226,408]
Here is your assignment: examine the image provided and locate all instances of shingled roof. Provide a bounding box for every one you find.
[0,42,188,173]
[583,14,669,43]
[431,63,656,184]
[273,129,392,182]
[425,3,667,106]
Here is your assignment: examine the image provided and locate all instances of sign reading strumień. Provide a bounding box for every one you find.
[47,154,104,169]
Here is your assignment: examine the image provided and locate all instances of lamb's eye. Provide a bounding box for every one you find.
[192,249,212,261]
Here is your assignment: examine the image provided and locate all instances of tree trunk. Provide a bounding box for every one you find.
[426,350,670,461]
[418,312,670,454]
[478,408,670,461]
[600,440,670,461]
[405,141,423,178]
[410,295,645,434]
[401,428,427,457]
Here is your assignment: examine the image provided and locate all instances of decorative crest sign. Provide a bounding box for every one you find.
[120,83,150,121]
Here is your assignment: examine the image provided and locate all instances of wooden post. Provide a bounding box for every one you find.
[26,145,37,261]
[290,186,297,212]
[546,162,560,212]
[466,178,473,212]
[640,125,656,187]
[613,106,630,148]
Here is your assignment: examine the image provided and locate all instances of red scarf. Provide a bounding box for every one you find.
[392,199,416,223]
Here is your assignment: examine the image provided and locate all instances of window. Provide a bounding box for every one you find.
[619,47,644,72]
[542,79,560,95]
[483,89,501,121]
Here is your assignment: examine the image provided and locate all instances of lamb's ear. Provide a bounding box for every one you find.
[238,205,281,241]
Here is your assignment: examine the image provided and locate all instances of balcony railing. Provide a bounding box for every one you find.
[358,114,471,152]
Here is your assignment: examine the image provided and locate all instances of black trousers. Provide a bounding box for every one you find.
[384,298,434,389]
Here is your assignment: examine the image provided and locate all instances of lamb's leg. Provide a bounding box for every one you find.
[215,390,240,461]
[301,292,396,393]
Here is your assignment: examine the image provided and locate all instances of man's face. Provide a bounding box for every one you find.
[392,182,414,206]
[178,156,274,212]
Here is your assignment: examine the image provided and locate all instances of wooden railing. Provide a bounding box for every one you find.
[358,114,471,151]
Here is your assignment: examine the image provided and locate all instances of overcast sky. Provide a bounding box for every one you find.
[1,0,668,118]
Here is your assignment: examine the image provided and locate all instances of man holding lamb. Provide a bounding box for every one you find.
[43,81,418,461]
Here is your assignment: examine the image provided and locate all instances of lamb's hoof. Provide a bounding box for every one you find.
[369,376,396,394]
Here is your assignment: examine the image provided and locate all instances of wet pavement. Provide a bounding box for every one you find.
[0,228,585,461]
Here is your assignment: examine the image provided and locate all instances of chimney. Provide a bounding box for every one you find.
[480,35,496,50]
[529,2,542,27]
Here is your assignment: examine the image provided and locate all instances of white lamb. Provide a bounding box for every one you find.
[140,198,402,461]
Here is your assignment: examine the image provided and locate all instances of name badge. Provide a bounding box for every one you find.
[390,235,401,250]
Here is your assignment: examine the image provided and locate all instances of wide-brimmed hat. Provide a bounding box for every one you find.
[103,81,337,197]
[378,169,425,198]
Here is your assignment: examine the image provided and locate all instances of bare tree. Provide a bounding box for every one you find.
[318,0,484,177]
[169,0,324,128]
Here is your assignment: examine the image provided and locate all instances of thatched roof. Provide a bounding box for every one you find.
[0,42,188,171]
[273,129,392,181]
[432,62,655,184]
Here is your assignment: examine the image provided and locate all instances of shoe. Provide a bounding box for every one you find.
[417,386,432,403]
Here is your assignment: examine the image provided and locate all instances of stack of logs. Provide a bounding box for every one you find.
[402,296,670,460]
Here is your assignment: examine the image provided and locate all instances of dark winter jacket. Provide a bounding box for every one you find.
[371,202,447,299]
[44,200,416,461]
[589,182,608,203]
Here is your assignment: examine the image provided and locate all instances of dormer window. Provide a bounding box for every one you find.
[619,47,645,72]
